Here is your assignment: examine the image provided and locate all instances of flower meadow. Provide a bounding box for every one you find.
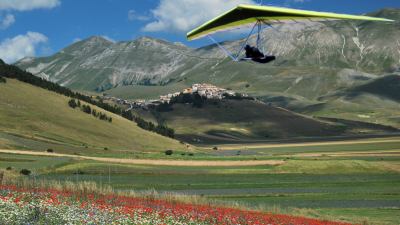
[0,185,352,225]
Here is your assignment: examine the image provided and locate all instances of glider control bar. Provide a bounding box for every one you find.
[207,20,266,62]
[207,35,237,61]
[235,21,259,59]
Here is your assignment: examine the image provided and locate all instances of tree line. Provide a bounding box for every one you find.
[0,59,175,138]
[68,99,112,123]
[121,110,174,138]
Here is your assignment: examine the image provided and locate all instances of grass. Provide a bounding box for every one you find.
[133,99,352,144]
[0,133,400,225]
[104,83,187,100]
[0,79,187,155]
[2,169,399,225]
[2,156,399,224]
[131,97,399,145]
[217,138,400,155]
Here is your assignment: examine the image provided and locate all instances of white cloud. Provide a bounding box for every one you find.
[0,0,60,11]
[0,31,48,63]
[0,13,14,29]
[128,9,150,21]
[143,0,256,32]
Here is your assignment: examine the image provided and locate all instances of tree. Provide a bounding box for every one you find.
[193,93,205,108]
[92,109,97,117]
[82,105,91,114]
[165,150,173,155]
[68,99,77,108]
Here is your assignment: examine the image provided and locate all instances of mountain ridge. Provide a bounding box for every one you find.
[13,8,400,128]
[15,8,400,93]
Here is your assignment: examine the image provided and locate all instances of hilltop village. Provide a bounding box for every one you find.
[102,83,248,110]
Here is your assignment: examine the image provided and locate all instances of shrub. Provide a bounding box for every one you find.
[6,167,12,170]
[20,169,31,176]
[0,76,6,83]
[68,99,78,108]
[188,153,194,156]
[104,147,108,151]
[165,150,173,156]
[81,105,92,114]
[213,146,218,151]
[47,148,54,153]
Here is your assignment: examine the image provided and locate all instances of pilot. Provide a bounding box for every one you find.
[245,45,264,59]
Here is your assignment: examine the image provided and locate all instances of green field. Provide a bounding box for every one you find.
[2,137,399,225]
[0,79,187,155]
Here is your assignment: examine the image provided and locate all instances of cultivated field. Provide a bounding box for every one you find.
[1,137,399,224]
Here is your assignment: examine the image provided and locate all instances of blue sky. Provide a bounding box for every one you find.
[0,0,399,63]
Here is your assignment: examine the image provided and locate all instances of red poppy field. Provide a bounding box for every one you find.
[0,185,353,225]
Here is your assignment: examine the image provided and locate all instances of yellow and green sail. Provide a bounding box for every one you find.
[187,4,394,41]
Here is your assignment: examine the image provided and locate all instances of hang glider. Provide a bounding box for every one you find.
[187,4,394,64]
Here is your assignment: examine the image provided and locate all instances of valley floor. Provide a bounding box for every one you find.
[1,136,400,224]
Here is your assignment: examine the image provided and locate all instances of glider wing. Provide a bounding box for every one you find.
[187,4,394,41]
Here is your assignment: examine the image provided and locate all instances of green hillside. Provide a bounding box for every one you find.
[301,74,400,128]
[347,74,400,101]
[132,99,397,144]
[0,78,186,156]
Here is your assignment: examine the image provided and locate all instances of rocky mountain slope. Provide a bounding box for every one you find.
[17,36,195,91]
[14,8,400,129]
[16,9,400,93]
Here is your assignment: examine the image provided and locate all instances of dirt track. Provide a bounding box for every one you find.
[0,149,284,167]
[218,138,400,150]
[287,150,400,157]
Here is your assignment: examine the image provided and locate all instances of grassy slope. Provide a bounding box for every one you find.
[104,83,187,100]
[133,99,398,144]
[0,78,185,155]
[135,100,344,143]
[303,74,400,128]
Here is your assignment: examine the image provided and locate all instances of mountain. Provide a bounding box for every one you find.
[17,36,194,91]
[16,9,400,94]
[13,8,400,130]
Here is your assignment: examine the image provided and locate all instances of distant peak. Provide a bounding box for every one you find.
[87,36,112,42]
[134,36,188,48]
[135,36,160,43]
[82,36,114,44]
